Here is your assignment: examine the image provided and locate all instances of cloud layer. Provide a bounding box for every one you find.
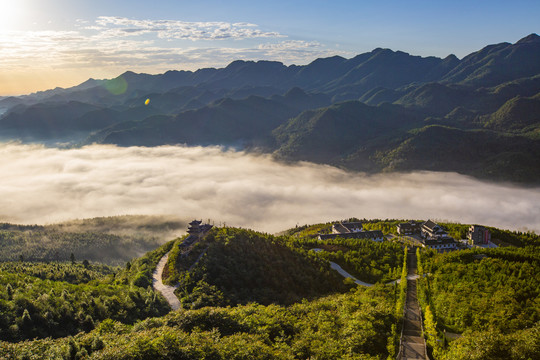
[1,143,539,234]
[0,16,341,90]
[91,17,286,41]
[0,16,345,95]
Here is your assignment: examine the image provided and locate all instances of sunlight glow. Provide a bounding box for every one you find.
[0,0,27,31]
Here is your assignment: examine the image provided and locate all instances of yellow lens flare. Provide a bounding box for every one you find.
[145,98,150,106]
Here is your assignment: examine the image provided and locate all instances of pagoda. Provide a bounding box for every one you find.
[187,220,202,236]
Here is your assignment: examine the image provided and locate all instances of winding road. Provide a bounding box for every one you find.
[152,253,181,311]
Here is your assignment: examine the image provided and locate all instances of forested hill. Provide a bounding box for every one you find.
[1,34,540,183]
[0,215,186,265]
[163,227,351,307]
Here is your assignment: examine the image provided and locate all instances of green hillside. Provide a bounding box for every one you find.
[483,95,540,132]
[0,263,170,342]
[273,97,540,183]
[0,284,396,360]
[273,101,421,167]
[0,218,538,358]
[165,227,350,308]
[417,244,540,360]
[0,216,185,265]
[0,237,178,342]
[379,125,540,182]
[93,89,329,148]
[442,34,540,86]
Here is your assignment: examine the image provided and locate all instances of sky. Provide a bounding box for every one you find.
[0,0,539,95]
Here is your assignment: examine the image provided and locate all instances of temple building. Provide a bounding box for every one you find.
[421,220,450,239]
[332,221,363,234]
[187,220,213,239]
[397,221,422,235]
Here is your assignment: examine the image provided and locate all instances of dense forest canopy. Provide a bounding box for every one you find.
[417,246,540,359]
[0,217,538,359]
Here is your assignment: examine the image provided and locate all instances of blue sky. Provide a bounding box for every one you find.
[0,0,538,95]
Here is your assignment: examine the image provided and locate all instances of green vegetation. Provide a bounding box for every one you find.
[291,236,404,283]
[115,239,175,288]
[0,264,169,341]
[417,245,540,359]
[0,262,116,284]
[281,222,334,238]
[0,238,177,342]
[0,284,396,360]
[378,125,540,183]
[362,219,404,235]
[487,227,540,247]
[165,227,350,308]
[96,90,330,148]
[0,218,538,359]
[0,215,184,265]
[388,246,408,358]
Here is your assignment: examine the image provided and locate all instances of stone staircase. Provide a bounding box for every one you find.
[398,250,428,359]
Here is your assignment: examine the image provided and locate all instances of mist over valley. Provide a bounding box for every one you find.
[1,142,538,233]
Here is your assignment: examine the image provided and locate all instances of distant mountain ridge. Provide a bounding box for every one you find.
[1,33,539,183]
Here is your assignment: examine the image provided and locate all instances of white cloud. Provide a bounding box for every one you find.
[258,40,322,50]
[91,16,286,41]
[0,143,538,234]
[0,17,344,77]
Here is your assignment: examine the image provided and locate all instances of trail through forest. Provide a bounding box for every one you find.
[152,253,181,311]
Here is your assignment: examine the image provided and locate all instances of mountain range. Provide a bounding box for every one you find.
[1,33,539,183]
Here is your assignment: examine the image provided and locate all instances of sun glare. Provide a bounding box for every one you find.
[0,0,26,31]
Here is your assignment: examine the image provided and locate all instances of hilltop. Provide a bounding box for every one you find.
[163,227,352,307]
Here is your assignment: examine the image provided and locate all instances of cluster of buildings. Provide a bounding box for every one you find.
[317,221,384,242]
[185,218,492,254]
[397,219,492,252]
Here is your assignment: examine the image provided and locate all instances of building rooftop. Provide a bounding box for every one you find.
[422,219,439,231]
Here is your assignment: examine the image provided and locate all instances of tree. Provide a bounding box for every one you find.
[6,284,13,300]
[424,306,438,350]
[70,253,75,265]
[20,309,33,333]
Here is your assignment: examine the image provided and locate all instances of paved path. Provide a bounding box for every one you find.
[326,259,415,287]
[152,253,181,311]
[399,249,428,360]
[329,261,374,286]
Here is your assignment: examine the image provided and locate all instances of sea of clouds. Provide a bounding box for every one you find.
[1,143,539,233]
